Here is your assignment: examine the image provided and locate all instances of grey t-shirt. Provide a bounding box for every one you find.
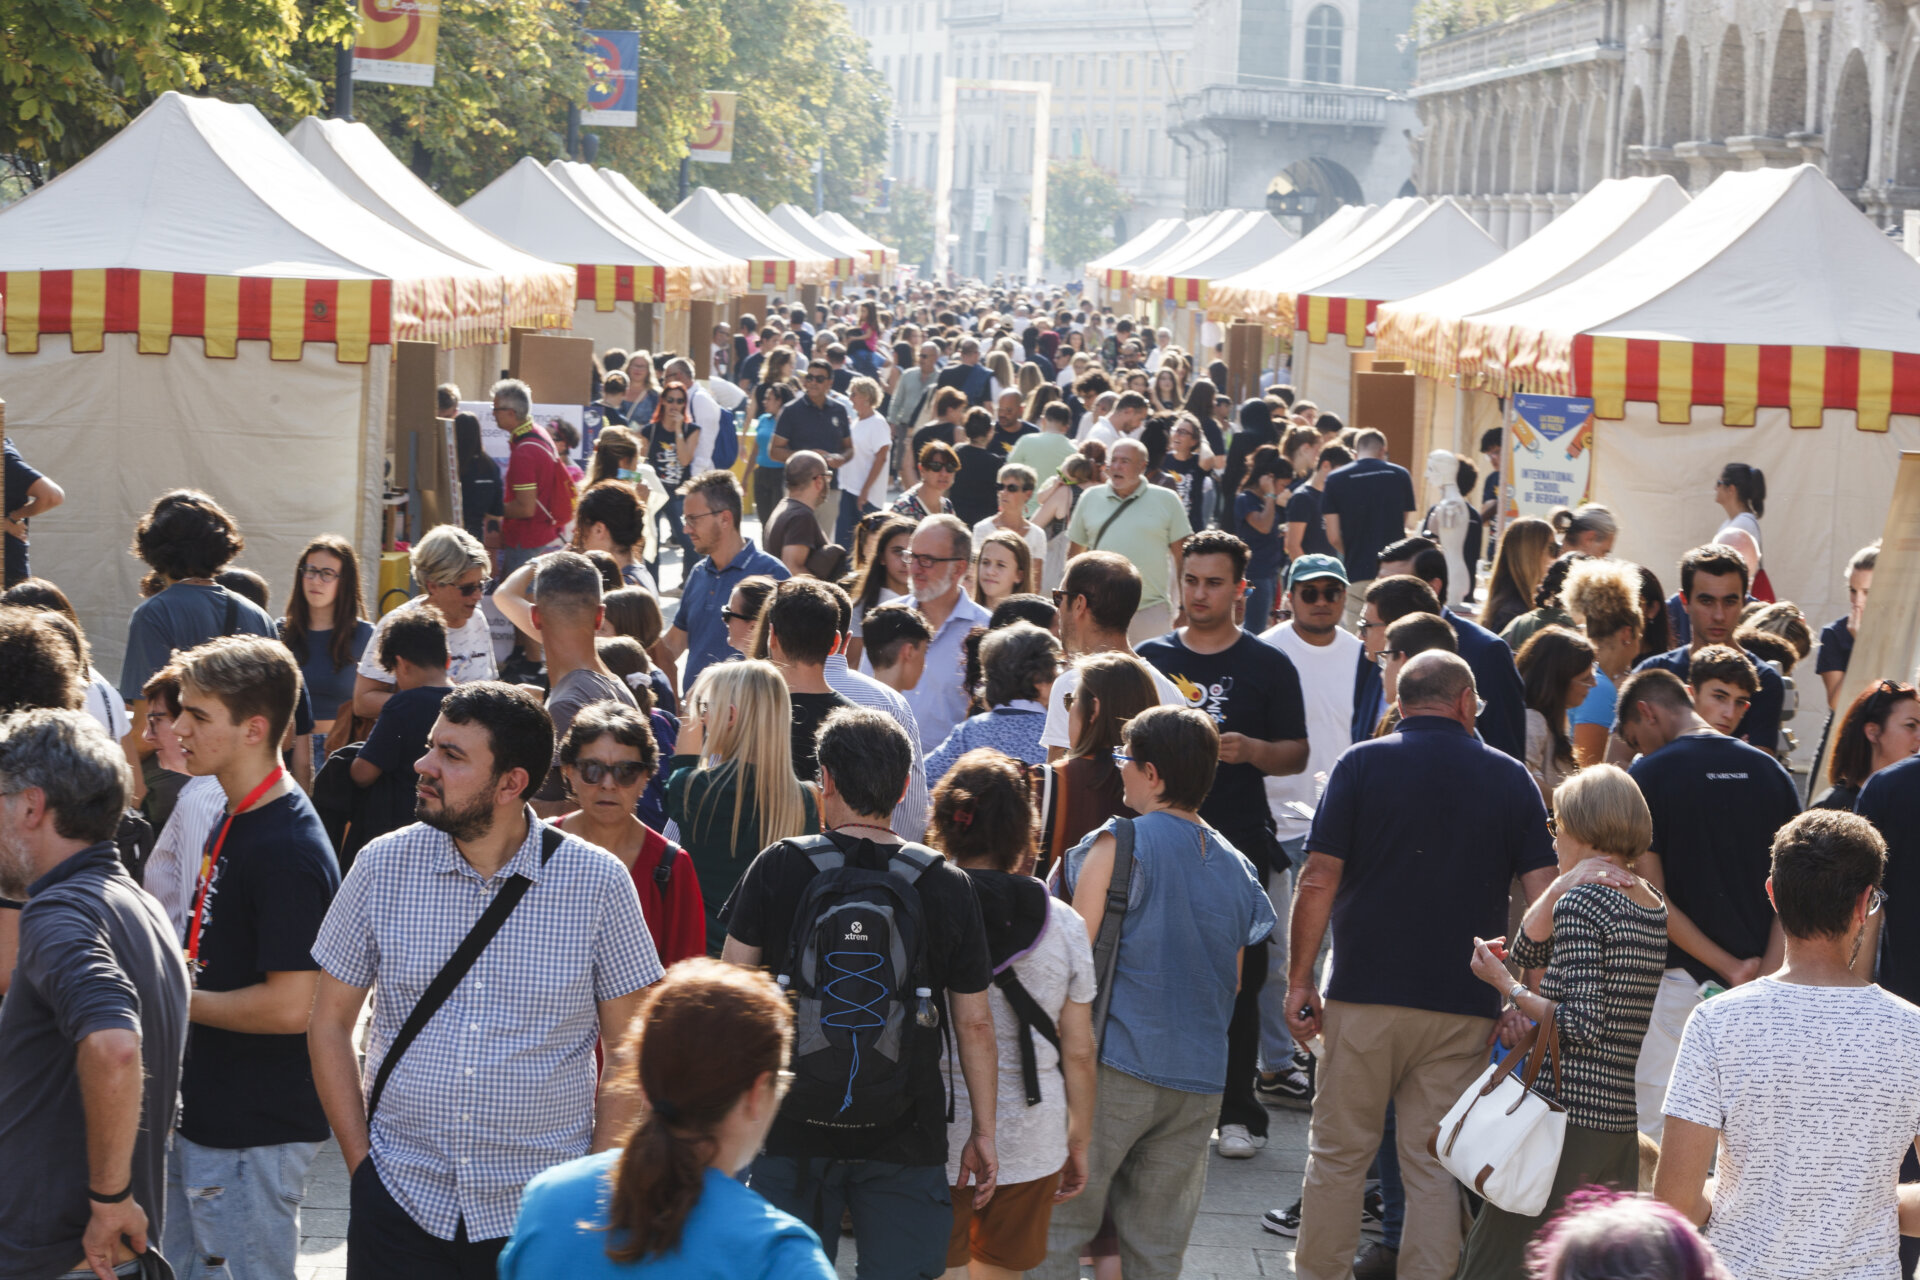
[119,582,278,702]
[0,843,189,1277]
[536,667,639,802]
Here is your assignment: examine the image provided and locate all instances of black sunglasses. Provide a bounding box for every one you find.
[573,760,649,786]
[999,482,1033,492]
[722,609,754,624]
[1293,582,1345,604]
[920,460,956,473]
[447,578,491,597]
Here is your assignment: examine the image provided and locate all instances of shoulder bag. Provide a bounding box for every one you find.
[1427,1008,1567,1217]
[1086,817,1136,1046]
[366,823,564,1118]
[1088,492,1141,551]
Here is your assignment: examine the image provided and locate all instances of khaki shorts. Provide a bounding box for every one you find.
[947,1170,1064,1271]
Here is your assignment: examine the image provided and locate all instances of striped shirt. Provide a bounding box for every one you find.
[1511,882,1668,1132]
[823,654,930,841]
[311,812,661,1241]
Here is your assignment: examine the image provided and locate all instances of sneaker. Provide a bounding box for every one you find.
[1216,1124,1263,1158]
[1352,1241,1399,1280]
[1260,1199,1302,1237]
[1361,1183,1386,1232]
[1256,1065,1314,1109]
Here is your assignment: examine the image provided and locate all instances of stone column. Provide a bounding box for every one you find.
[1484,196,1510,246]
[1528,194,1556,239]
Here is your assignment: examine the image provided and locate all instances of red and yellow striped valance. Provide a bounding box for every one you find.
[2,268,400,363]
[749,260,795,291]
[1296,294,1378,347]
[1547,335,1920,431]
[1166,275,1207,306]
[575,263,666,310]
[1100,268,1129,290]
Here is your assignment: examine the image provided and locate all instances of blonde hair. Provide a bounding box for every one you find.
[687,660,812,852]
[986,350,1016,389]
[1563,559,1643,644]
[1552,764,1652,862]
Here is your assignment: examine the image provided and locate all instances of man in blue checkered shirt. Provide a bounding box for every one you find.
[308,683,661,1279]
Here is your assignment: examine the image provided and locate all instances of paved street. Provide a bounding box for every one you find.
[296,1105,1320,1279]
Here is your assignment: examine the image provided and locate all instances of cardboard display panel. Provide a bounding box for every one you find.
[509,333,594,405]
[1352,369,1416,468]
[688,301,717,376]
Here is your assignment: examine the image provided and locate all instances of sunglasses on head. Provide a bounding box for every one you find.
[573,760,649,786]
[1293,582,1345,604]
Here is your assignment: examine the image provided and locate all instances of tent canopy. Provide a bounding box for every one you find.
[0,92,504,360]
[592,168,749,299]
[1087,217,1189,290]
[1205,200,1410,322]
[1129,210,1242,295]
[1157,211,1297,305]
[1375,176,1689,382]
[721,193,839,285]
[769,204,864,280]
[671,187,831,290]
[817,211,898,268]
[1467,165,1920,429]
[547,162,742,303]
[1293,198,1501,347]
[462,157,680,310]
[286,116,576,334]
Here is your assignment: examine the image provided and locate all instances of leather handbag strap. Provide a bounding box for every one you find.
[367,824,564,1119]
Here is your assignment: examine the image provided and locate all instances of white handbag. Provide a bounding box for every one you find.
[1428,1010,1568,1217]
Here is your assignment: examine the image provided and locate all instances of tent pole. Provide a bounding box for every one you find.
[335,45,353,121]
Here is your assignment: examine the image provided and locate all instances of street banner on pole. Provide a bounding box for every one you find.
[351,0,440,86]
[582,31,640,127]
[689,92,739,164]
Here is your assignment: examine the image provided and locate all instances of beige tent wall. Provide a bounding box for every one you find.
[572,301,640,353]
[1299,337,1369,421]
[5,334,381,679]
[445,343,505,400]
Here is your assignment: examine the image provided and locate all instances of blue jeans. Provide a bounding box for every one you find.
[749,1155,951,1279]
[835,488,877,546]
[1257,846,1301,1070]
[1245,574,1280,633]
[648,492,689,583]
[163,1134,321,1280]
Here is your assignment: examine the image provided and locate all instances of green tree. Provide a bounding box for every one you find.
[1045,158,1130,277]
[860,182,931,270]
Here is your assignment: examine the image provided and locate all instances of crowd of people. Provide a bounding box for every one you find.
[2,280,1918,1280]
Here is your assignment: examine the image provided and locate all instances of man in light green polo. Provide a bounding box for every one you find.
[1067,437,1192,644]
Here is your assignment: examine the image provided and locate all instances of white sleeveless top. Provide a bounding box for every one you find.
[1715,509,1763,561]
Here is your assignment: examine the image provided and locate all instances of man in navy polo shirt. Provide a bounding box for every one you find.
[1377,537,1526,760]
[1285,651,1554,1280]
[659,470,789,691]
[771,359,854,540]
[1633,544,1786,754]
[1319,429,1414,628]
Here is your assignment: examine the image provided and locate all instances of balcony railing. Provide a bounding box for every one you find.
[1414,0,1615,95]
[1171,83,1393,130]
[948,0,1004,20]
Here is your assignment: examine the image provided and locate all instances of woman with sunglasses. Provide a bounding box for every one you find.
[722,574,780,659]
[1814,680,1920,811]
[845,517,916,668]
[644,384,701,581]
[891,440,958,520]
[556,703,706,966]
[972,461,1046,569]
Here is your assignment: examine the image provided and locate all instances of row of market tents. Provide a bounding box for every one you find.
[0,92,896,672]
[1087,163,1920,655]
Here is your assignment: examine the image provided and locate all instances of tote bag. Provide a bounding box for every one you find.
[1428,1010,1567,1217]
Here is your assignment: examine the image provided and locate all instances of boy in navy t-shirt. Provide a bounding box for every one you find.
[351,606,454,848]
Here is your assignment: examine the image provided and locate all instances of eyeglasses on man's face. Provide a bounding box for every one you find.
[906,552,966,570]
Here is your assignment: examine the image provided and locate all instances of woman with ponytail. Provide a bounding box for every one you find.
[1713,461,1771,600]
[499,958,834,1279]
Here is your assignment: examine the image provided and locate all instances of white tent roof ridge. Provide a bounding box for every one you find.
[546,161,698,265]
[720,192,835,269]
[816,211,896,257]
[592,168,749,273]
[769,203,867,262]
[1130,210,1244,280]
[670,186,800,264]
[460,157,668,268]
[1296,196,1499,300]
[1088,217,1190,276]
[1164,212,1297,287]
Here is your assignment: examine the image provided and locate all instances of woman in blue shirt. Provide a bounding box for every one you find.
[1233,445,1289,634]
[278,534,373,756]
[927,620,1062,783]
[499,959,834,1280]
[752,381,795,525]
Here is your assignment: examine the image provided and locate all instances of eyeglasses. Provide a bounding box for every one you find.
[443,578,491,597]
[906,552,967,570]
[1372,648,1405,669]
[662,396,688,406]
[683,507,723,523]
[721,609,754,624]
[805,373,830,383]
[1355,618,1379,635]
[1111,749,1134,767]
[1870,887,1888,916]
[920,460,956,473]
[999,483,1033,493]
[1293,583,1345,605]
[301,564,341,584]
[573,760,649,786]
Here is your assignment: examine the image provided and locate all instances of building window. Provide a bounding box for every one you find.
[1054,57,1064,85]
[913,55,923,103]
[1151,59,1160,87]
[883,6,890,32]
[1173,57,1184,87]
[1099,59,1109,88]
[983,143,992,173]
[1305,5,1344,85]
[1008,126,1017,162]
[1146,127,1158,175]
[1007,56,1019,79]
[1095,127,1106,164]
[1051,126,1061,155]
[1077,58,1087,87]
[1124,58,1134,88]
[1119,127,1131,173]
[932,54,941,97]
[1072,127,1084,156]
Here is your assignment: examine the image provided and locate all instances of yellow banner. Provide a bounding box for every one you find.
[353,0,441,87]
[689,91,739,164]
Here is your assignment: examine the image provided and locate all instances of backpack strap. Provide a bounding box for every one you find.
[993,967,1062,1106]
[887,842,940,885]
[1087,818,1136,1047]
[640,826,680,889]
[369,822,563,1119]
[780,833,844,873]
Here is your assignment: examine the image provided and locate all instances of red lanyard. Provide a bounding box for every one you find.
[185,766,284,968]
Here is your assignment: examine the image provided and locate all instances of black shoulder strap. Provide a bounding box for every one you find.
[1087,818,1135,1046]
[219,586,239,638]
[367,823,564,1119]
[993,967,1062,1106]
[653,834,680,889]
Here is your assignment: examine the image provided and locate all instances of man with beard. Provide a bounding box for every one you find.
[0,710,189,1280]
[308,682,661,1280]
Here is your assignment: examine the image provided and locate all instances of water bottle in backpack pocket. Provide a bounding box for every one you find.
[777,836,941,1130]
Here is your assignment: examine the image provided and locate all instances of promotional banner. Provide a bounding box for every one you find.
[582,31,640,127]
[689,91,739,164]
[1503,393,1596,522]
[459,402,587,473]
[351,0,441,87]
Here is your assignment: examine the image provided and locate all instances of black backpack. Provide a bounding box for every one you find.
[776,834,940,1130]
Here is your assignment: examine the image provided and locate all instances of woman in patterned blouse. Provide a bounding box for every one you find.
[926,621,1062,785]
[1455,764,1670,1280]
[891,441,958,521]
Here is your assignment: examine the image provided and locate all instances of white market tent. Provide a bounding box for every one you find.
[671,187,832,292]
[1460,164,1920,640]
[816,211,899,279]
[592,167,750,299]
[1289,197,1502,421]
[0,91,507,672]
[1127,210,1242,302]
[721,192,841,287]
[769,204,865,282]
[1206,199,1420,325]
[1086,217,1190,299]
[1156,211,1297,309]
[286,115,577,397]
[547,161,742,304]
[1371,175,1690,464]
[461,157,684,352]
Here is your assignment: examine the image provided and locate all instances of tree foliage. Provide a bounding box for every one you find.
[861,182,931,270]
[1044,158,1130,277]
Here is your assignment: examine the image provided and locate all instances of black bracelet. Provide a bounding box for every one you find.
[88,1183,132,1204]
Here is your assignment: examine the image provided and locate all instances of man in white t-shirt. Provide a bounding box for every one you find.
[1657,809,1920,1280]
[837,376,892,544]
[1039,551,1183,760]
[1080,391,1149,451]
[1255,554,1360,1104]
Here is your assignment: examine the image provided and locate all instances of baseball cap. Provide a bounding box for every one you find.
[1286,554,1349,588]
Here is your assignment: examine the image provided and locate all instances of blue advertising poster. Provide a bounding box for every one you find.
[1503,393,1595,522]
[582,31,639,127]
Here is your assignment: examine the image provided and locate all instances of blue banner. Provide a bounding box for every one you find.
[583,31,639,127]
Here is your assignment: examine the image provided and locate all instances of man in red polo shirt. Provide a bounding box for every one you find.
[495,378,574,573]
